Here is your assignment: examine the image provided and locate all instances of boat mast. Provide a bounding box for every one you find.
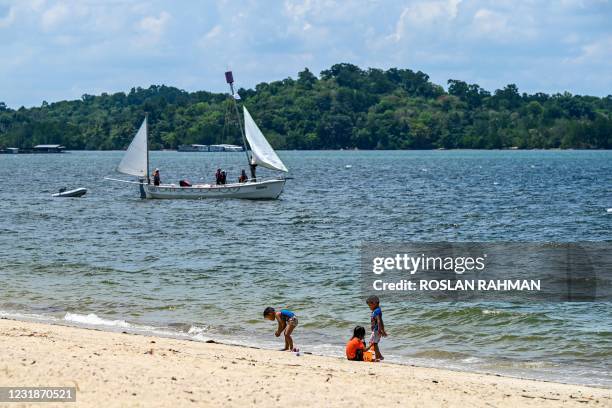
[225,71,251,166]
[145,112,150,184]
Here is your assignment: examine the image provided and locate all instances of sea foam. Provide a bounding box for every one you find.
[64,312,131,328]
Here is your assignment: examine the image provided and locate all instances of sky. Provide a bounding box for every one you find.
[1,0,611,108]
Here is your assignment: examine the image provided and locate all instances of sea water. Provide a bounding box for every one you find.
[0,150,610,387]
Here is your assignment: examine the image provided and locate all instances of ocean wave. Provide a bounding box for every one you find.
[100,280,119,285]
[186,325,212,341]
[143,304,184,312]
[63,313,196,341]
[420,307,520,321]
[417,306,557,327]
[64,312,131,328]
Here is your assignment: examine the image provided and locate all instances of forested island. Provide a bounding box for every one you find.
[1,63,611,150]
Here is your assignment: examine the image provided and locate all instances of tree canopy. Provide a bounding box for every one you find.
[1,64,611,150]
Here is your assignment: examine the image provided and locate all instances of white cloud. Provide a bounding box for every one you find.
[284,0,341,21]
[198,24,222,48]
[472,8,505,34]
[138,11,171,37]
[0,5,16,28]
[391,0,462,41]
[414,0,461,21]
[134,11,171,46]
[471,7,536,41]
[28,0,47,13]
[284,0,313,19]
[570,36,612,63]
[41,2,71,30]
[204,24,222,40]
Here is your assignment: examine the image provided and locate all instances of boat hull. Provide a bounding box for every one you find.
[143,179,286,200]
[52,188,87,198]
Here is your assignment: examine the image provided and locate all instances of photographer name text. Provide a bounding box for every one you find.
[372,279,541,292]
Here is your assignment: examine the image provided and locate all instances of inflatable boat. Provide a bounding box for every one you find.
[52,187,87,198]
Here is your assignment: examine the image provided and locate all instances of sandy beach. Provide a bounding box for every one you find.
[0,318,609,407]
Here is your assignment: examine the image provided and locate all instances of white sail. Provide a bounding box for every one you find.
[243,106,288,172]
[117,117,148,177]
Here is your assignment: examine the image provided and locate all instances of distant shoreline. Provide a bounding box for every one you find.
[3,148,612,153]
[2,66,611,152]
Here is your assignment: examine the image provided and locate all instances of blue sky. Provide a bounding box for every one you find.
[1,0,611,107]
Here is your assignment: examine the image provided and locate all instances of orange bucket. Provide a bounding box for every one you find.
[363,351,374,362]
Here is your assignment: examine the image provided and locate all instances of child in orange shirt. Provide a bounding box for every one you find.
[345,326,371,361]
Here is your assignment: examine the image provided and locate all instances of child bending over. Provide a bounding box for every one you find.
[263,307,298,351]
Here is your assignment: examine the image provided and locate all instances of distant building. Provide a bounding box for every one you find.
[0,147,19,154]
[33,144,65,153]
[210,144,244,152]
[178,144,209,152]
[178,144,243,152]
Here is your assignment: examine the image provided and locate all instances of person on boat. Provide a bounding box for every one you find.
[215,169,222,185]
[238,169,248,183]
[220,170,227,185]
[249,158,257,182]
[153,168,161,186]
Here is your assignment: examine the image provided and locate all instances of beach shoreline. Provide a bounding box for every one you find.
[0,318,608,407]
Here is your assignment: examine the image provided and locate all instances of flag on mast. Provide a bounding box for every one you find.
[225,70,240,99]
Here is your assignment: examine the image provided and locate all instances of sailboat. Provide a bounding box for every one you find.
[108,72,288,200]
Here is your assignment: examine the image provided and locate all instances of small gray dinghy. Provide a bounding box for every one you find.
[52,187,87,198]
